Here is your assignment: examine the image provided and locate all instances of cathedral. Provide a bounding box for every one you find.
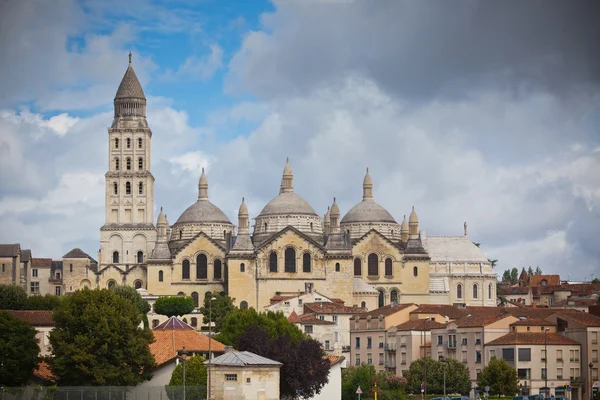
[93,57,497,310]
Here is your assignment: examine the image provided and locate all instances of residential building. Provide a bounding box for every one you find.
[265,290,335,317]
[0,243,22,285]
[30,258,52,295]
[394,318,447,376]
[288,310,336,350]
[408,304,469,322]
[49,261,63,296]
[8,310,55,356]
[311,356,345,400]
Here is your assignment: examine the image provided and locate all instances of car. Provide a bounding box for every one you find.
[431,397,451,400]
[451,396,470,400]
[512,397,529,400]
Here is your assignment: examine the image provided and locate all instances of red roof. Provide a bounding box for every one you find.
[396,319,447,331]
[33,362,56,382]
[303,302,366,314]
[552,310,600,327]
[325,355,345,366]
[288,311,301,323]
[8,310,54,326]
[529,275,561,287]
[510,318,554,326]
[410,304,468,320]
[486,332,580,346]
[454,313,514,328]
[351,303,415,320]
[32,258,53,268]
[269,295,297,305]
[297,313,335,325]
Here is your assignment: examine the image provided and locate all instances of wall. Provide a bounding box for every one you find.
[209,366,280,400]
[311,362,342,400]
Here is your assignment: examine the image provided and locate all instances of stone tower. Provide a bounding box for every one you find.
[99,54,157,272]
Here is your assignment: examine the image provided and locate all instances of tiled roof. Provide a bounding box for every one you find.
[33,362,56,382]
[530,275,561,287]
[552,298,597,307]
[150,324,226,366]
[499,286,530,295]
[352,303,415,320]
[21,249,31,260]
[8,310,55,326]
[454,313,513,328]
[155,316,194,330]
[510,318,554,326]
[63,248,95,261]
[0,243,20,257]
[269,294,297,305]
[115,63,146,99]
[396,319,447,331]
[504,307,557,319]
[303,302,366,315]
[331,298,345,304]
[410,304,468,320]
[422,236,489,263]
[325,355,345,366]
[486,332,580,346]
[552,310,600,327]
[288,311,301,323]
[561,284,600,295]
[207,351,282,367]
[297,313,335,325]
[32,258,53,267]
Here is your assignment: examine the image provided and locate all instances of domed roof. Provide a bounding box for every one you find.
[157,207,168,225]
[341,201,397,224]
[175,200,232,225]
[258,191,318,217]
[115,54,145,100]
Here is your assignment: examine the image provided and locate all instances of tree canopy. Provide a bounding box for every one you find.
[26,293,63,310]
[0,311,40,385]
[0,284,28,310]
[166,355,207,400]
[342,364,377,400]
[199,291,236,331]
[404,357,471,395]
[110,285,151,328]
[154,296,195,317]
[48,288,156,385]
[477,357,519,396]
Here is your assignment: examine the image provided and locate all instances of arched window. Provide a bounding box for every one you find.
[269,252,278,273]
[361,301,366,308]
[125,182,131,195]
[115,158,120,170]
[285,248,296,273]
[413,266,418,277]
[158,270,163,282]
[214,259,222,280]
[264,223,268,231]
[138,158,143,170]
[240,263,245,273]
[488,283,493,299]
[385,258,393,276]
[179,230,183,240]
[303,253,311,273]
[368,254,378,276]
[152,319,159,328]
[240,301,248,310]
[134,280,142,289]
[138,182,143,194]
[310,222,313,231]
[126,158,131,170]
[177,292,185,296]
[126,138,131,148]
[191,317,197,327]
[115,138,119,149]
[196,254,208,279]
[457,284,463,299]
[112,251,119,263]
[390,289,398,304]
[378,290,384,308]
[113,182,118,195]
[191,292,199,307]
[137,251,143,263]
[335,262,340,272]
[138,137,142,148]
[354,258,362,276]
[473,284,478,299]
[107,280,116,289]
[182,260,190,279]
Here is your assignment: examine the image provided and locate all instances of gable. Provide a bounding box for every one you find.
[352,229,403,259]
[257,227,325,256]
[173,232,227,262]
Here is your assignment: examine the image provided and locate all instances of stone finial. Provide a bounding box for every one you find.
[409,206,419,237]
[330,198,341,234]
[464,222,468,238]
[280,158,294,194]
[362,167,373,202]
[198,167,209,200]
[129,52,132,64]
[238,197,249,235]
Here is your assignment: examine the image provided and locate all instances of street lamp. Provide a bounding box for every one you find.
[207,296,217,400]
[440,356,447,400]
[589,362,594,400]
[544,328,550,398]
[177,346,189,400]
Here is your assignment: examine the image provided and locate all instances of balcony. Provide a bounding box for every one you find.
[379,343,384,348]
[592,340,598,345]
[385,362,396,370]
[385,343,396,351]
[445,341,457,349]
[342,346,350,353]
[401,360,407,365]
[557,375,563,380]
[557,358,563,362]
[400,343,407,348]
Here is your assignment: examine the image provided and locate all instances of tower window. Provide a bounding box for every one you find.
[126,138,131,148]
[269,252,278,273]
[125,182,131,195]
[196,254,208,279]
[354,258,362,276]
[264,223,268,231]
[115,158,120,171]
[113,182,118,195]
[390,289,398,304]
[457,284,463,299]
[368,254,378,276]
[138,157,143,170]
[240,301,248,310]
[303,253,311,273]
[158,270,163,282]
[134,280,142,289]
[489,283,493,300]
[191,292,199,307]
[473,284,479,299]
[413,266,418,277]
[385,258,393,276]
[137,251,143,263]
[335,262,340,272]
[138,138,142,148]
[138,182,143,194]
[126,158,131,170]
[115,138,119,149]
[284,248,296,273]
[112,251,119,263]
[240,263,245,273]
[214,259,222,280]
[182,260,190,279]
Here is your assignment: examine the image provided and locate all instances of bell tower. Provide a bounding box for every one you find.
[99,54,157,274]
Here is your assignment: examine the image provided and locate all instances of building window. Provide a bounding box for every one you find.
[113,182,118,195]
[541,368,547,380]
[413,266,418,277]
[378,290,384,308]
[390,289,398,304]
[126,138,131,148]
[356,356,360,365]
[55,286,61,295]
[113,251,119,263]
[192,292,199,307]
[1,264,4,272]
[240,263,245,272]
[368,253,378,276]
[32,269,38,277]
[30,282,39,293]
[115,138,119,149]
[191,317,197,327]
[177,292,185,296]
[488,283,493,299]
[196,254,207,279]
[137,251,143,263]
[138,182,143,194]
[158,270,163,282]
[214,259,222,280]
[438,336,443,345]
[355,337,360,348]
[476,350,481,363]
[138,157,143,170]
[385,258,392,276]
[269,252,278,273]
[225,374,237,381]
[367,337,372,348]
[138,137,142,148]
[473,284,478,299]
[502,348,515,361]
[182,260,190,279]
[367,353,372,364]
[457,284,463,299]
[303,253,311,273]
[240,301,248,309]
[361,301,366,308]
[284,248,296,273]
[115,158,120,170]
[152,319,159,328]
[134,280,142,289]
[305,325,313,334]
[517,369,531,380]
[335,262,340,272]
[126,157,131,170]
[354,258,362,276]
[325,340,330,350]
[125,181,131,195]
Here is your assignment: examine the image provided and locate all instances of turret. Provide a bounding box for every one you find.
[323,206,331,235]
[113,53,146,120]
[401,215,409,242]
[198,168,209,200]
[279,158,293,194]
[156,207,169,241]
[238,197,249,235]
[330,198,341,234]
[363,168,373,202]
[409,206,419,237]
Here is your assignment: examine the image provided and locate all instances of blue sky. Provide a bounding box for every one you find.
[1,0,599,280]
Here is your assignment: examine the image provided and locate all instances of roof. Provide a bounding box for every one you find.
[8,310,55,326]
[499,286,530,295]
[63,248,95,261]
[486,332,580,346]
[510,318,554,326]
[288,311,301,323]
[352,303,415,320]
[410,304,468,320]
[33,362,56,382]
[303,302,366,315]
[270,294,298,305]
[258,191,318,217]
[207,351,282,367]
[325,355,345,366]
[552,310,600,327]
[296,313,335,325]
[341,200,397,224]
[21,249,31,260]
[175,199,232,225]
[32,258,53,267]
[0,243,20,257]
[396,319,447,331]
[115,62,145,99]
[352,277,378,294]
[454,313,514,328]
[422,236,490,263]
[529,275,561,287]
[150,317,226,366]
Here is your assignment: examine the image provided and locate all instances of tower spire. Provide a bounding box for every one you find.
[362,167,373,201]
[198,168,209,200]
[129,52,132,64]
[280,157,294,194]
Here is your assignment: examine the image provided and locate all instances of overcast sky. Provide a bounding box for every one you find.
[1,0,599,280]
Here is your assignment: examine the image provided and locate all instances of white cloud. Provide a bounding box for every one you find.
[44,113,80,136]
[163,44,224,82]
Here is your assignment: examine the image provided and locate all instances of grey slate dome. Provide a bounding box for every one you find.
[176,200,231,224]
[341,201,397,224]
[258,191,318,216]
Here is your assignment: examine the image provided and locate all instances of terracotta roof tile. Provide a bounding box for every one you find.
[325,355,345,366]
[33,362,56,382]
[351,303,415,320]
[410,304,468,320]
[288,311,301,323]
[552,310,600,327]
[454,313,514,328]
[297,313,335,325]
[396,319,447,331]
[269,295,297,305]
[530,275,561,287]
[8,310,55,326]
[303,302,366,314]
[486,332,580,346]
[32,258,53,268]
[510,318,555,326]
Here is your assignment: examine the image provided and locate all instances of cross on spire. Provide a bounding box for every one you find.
[128,52,132,64]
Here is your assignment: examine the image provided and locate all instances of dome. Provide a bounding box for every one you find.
[157,207,168,225]
[341,201,397,224]
[258,192,318,217]
[175,200,232,224]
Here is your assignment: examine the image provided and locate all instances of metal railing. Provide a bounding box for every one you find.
[0,387,206,400]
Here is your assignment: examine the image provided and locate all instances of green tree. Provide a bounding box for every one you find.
[477,358,519,397]
[0,284,28,310]
[199,292,236,331]
[442,358,472,394]
[592,278,600,284]
[510,268,519,284]
[502,270,511,282]
[375,371,408,400]
[342,364,377,400]
[48,288,156,385]
[154,296,195,317]
[111,285,151,328]
[535,266,543,275]
[26,294,62,310]
[403,357,470,395]
[527,266,534,276]
[404,358,439,394]
[166,355,207,400]
[0,311,40,385]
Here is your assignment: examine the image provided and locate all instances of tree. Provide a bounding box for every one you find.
[502,270,511,282]
[342,364,377,400]
[166,355,207,400]
[527,266,534,276]
[442,358,472,394]
[26,294,62,310]
[592,278,600,284]
[535,266,543,275]
[154,296,195,317]
[111,285,151,328]
[199,291,236,332]
[477,358,519,397]
[48,288,156,385]
[510,268,519,284]
[0,311,40,385]
[236,324,330,399]
[0,284,28,310]
[375,371,408,400]
[403,357,470,395]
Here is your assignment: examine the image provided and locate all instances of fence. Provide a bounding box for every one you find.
[0,386,206,400]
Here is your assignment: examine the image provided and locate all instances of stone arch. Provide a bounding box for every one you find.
[384,257,393,276]
[196,254,208,279]
[457,283,463,299]
[302,252,311,273]
[80,279,91,289]
[107,279,117,289]
[368,253,379,276]
[284,246,297,273]
[269,251,278,273]
[134,279,143,289]
[353,257,362,276]
[182,259,191,279]
[240,301,248,310]
[473,283,479,299]
[191,292,199,307]
[108,234,123,264]
[377,288,385,308]
[213,258,222,280]
[390,288,399,304]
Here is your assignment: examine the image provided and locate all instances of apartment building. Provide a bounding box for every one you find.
[350,303,418,372]
[30,258,52,295]
[288,310,336,351]
[394,318,447,376]
[408,304,469,322]
[266,290,336,316]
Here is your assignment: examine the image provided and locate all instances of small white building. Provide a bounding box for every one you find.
[310,356,345,400]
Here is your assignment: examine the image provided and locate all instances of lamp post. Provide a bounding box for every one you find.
[178,346,189,400]
[440,356,447,400]
[589,362,594,400]
[544,328,550,398]
[207,296,217,400]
